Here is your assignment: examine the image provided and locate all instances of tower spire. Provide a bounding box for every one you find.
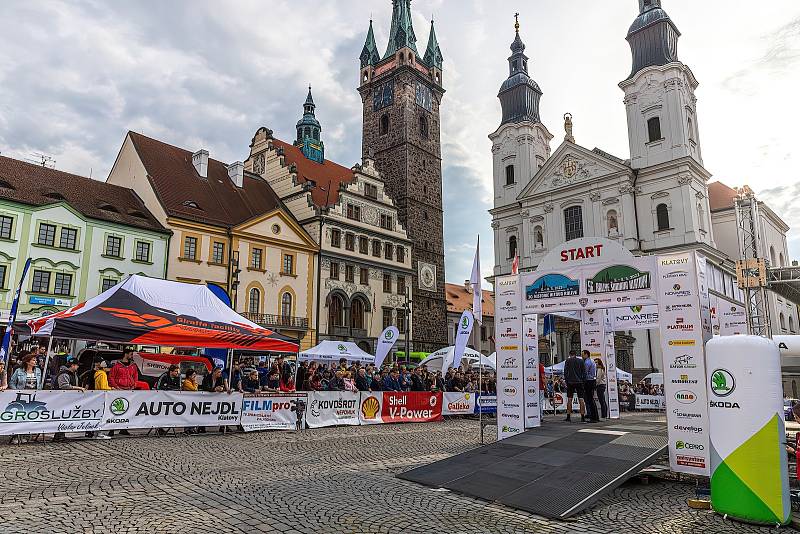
[423,19,443,70]
[383,0,419,59]
[497,14,542,126]
[625,0,679,78]
[296,86,324,163]
[360,19,380,68]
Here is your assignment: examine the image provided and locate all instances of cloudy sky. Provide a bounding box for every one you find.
[1,1,799,282]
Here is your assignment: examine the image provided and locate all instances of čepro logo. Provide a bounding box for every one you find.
[710,369,735,397]
[110,397,129,416]
[675,440,704,451]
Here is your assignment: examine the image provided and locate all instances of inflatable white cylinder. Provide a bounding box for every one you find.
[706,335,790,525]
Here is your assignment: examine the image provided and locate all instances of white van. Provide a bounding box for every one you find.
[642,372,663,386]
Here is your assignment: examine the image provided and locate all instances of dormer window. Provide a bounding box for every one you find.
[42,190,65,201]
[182,200,201,210]
[98,203,118,213]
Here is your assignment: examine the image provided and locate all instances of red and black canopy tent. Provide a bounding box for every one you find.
[14,275,299,353]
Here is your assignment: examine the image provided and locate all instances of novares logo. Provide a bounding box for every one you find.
[110,398,129,416]
[710,369,735,397]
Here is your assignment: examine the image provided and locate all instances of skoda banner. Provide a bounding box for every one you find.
[495,274,524,440]
[103,391,243,430]
[305,391,360,428]
[522,314,540,428]
[656,252,710,476]
[707,336,790,525]
[374,326,399,368]
[452,311,474,369]
[0,390,105,435]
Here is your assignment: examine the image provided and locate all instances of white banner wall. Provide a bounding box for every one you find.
[612,305,659,330]
[0,390,105,435]
[522,314,540,428]
[604,332,620,419]
[443,392,477,415]
[305,391,360,428]
[103,391,242,430]
[495,275,525,440]
[657,252,710,476]
[241,393,303,431]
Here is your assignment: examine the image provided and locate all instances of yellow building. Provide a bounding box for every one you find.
[107,131,318,350]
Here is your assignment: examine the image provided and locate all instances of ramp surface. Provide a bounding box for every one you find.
[398,413,667,519]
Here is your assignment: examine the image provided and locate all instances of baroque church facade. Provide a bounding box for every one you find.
[490,1,729,374]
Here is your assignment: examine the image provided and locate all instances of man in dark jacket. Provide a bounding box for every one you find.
[355,368,369,391]
[156,365,181,390]
[563,351,586,422]
[382,370,402,391]
[410,368,425,391]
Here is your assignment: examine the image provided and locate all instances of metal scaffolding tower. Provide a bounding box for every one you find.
[734,188,772,338]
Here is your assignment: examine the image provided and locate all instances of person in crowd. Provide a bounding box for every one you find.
[355,368,369,391]
[52,356,85,442]
[370,371,383,392]
[202,366,226,393]
[241,358,257,377]
[296,361,308,392]
[109,347,138,443]
[279,374,295,392]
[182,369,198,391]
[383,369,402,391]
[594,358,608,419]
[342,371,357,392]
[465,379,475,393]
[86,360,112,439]
[263,370,281,392]
[433,371,445,392]
[224,361,243,393]
[328,370,345,391]
[156,364,181,391]
[399,367,411,392]
[271,355,291,385]
[9,353,40,390]
[0,361,7,391]
[582,350,599,423]
[410,367,425,391]
[308,370,323,391]
[563,350,586,423]
[338,358,348,373]
[241,370,261,393]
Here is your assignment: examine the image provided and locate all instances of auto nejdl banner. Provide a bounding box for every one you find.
[103,391,243,430]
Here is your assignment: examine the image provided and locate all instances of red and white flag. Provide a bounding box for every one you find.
[511,251,520,275]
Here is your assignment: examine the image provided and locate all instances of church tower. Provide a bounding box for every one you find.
[295,86,324,163]
[358,1,448,349]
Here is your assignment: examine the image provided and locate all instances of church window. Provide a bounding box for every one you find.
[534,226,544,249]
[380,114,389,136]
[607,210,619,236]
[508,235,517,259]
[687,116,695,142]
[564,206,583,241]
[505,165,515,185]
[419,115,428,138]
[512,60,518,72]
[647,117,662,143]
[656,203,670,231]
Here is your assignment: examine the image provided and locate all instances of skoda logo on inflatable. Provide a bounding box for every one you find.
[710,369,735,397]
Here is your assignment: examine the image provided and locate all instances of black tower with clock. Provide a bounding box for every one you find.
[358,3,448,350]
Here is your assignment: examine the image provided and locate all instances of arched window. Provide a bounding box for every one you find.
[688,116,695,142]
[329,294,344,327]
[505,165,515,186]
[779,252,785,267]
[304,127,310,138]
[564,206,583,241]
[647,117,662,143]
[313,128,319,141]
[380,114,389,136]
[770,246,777,266]
[351,298,365,330]
[248,288,260,315]
[534,226,544,249]
[508,235,517,259]
[790,315,795,333]
[607,210,619,236]
[656,203,670,231]
[281,292,293,319]
[780,312,787,331]
[419,115,428,138]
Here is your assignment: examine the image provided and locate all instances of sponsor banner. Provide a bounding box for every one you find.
[475,394,496,414]
[381,392,443,424]
[358,392,384,424]
[581,309,604,359]
[718,302,747,337]
[374,326,399,368]
[443,392,476,415]
[453,310,475,369]
[604,330,620,419]
[103,391,244,430]
[612,305,659,330]
[523,314,540,428]
[695,253,714,344]
[544,392,581,413]
[0,390,105,435]
[657,252,710,476]
[521,268,583,313]
[240,393,303,432]
[635,395,666,410]
[495,275,524,440]
[305,391,360,428]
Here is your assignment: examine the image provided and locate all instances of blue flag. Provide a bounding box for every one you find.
[542,314,556,337]
[0,258,32,363]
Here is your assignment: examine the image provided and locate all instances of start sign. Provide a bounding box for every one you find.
[538,237,635,270]
[560,244,603,262]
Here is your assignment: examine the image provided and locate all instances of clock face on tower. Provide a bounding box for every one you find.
[418,262,436,292]
[372,79,395,111]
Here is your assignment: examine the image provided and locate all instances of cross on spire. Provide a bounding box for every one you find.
[514,13,520,33]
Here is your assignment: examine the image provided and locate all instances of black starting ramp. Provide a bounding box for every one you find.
[398,413,667,519]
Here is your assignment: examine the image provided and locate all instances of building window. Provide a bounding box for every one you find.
[101,278,117,292]
[697,203,705,232]
[505,165,515,186]
[397,275,406,295]
[211,242,225,264]
[358,236,368,254]
[351,298,365,330]
[281,292,293,318]
[31,270,50,293]
[419,115,428,138]
[283,254,294,275]
[345,233,355,251]
[382,309,392,329]
[37,223,56,247]
[380,213,393,230]
[647,117,662,143]
[656,203,670,231]
[380,114,389,136]
[0,264,5,288]
[372,240,381,257]
[251,248,263,270]
[330,262,340,280]
[607,210,619,236]
[346,204,361,221]
[359,267,369,285]
[396,246,405,263]
[183,236,197,260]
[0,215,12,240]
[688,116,695,142]
[365,183,378,199]
[780,312,787,332]
[53,273,72,296]
[135,241,151,262]
[330,228,341,248]
[249,288,260,315]
[105,235,122,258]
[564,206,584,241]
[383,273,392,293]
[384,242,393,260]
[59,228,77,250]
[534,226,544,249]
[508,235,517,259]
[329,295,344,327]
[397,310,406,333]
[345,265,355,283]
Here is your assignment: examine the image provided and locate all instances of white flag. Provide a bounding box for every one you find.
[452,311,475,370]
[374,326,399,368]
[469,235,482,325]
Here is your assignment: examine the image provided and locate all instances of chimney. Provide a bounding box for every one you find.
[192,149,209,178]
[227,161,244,188]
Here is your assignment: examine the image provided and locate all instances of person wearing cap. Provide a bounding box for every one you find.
[52,356,85,442]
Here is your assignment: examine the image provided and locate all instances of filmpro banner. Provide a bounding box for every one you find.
[635,395,666,410]
[103,391,243,430]
[305,391,360,428]
[612,305,659,330]
[522,314,540,428]
[495,275,525,440]
[443,392,476,415]
[656,252,710,476]
[0,390,105,435]
[240,393,304,432]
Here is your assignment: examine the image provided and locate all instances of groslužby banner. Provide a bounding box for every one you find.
[103,391,243,430]
[634,395,666,410]
[0,390,105,435]
[443,392,476,415]
[305,391,359,428]
[240,393,305,432]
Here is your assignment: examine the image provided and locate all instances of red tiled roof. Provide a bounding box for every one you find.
[129,131,283,227]
[0,155,166,233]
[270,139,355,208]
[445,282,495,318]
[708,181,738,211]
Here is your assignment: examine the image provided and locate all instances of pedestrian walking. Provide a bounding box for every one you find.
[595,358,608,419]
[582,351,599,423]
[562,351,586,422]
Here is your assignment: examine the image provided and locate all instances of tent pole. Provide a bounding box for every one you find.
[479,356,483,445]
[40,337,54,389]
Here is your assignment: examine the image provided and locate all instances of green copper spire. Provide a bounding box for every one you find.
[423,19,443,69]
[296,85,324,163]
[360,19,380,68]
[383,0,419,59]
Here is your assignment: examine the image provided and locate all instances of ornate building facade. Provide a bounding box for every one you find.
[357,1,448,350]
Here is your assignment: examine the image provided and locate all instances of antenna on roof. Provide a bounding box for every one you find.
[25,153,56,168]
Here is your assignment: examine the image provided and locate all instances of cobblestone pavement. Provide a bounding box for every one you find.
[0,419,795,533]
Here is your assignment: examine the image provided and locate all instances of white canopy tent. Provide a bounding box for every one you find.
[298,340,375,364]
[544,360,633,383]
[418,346,496,373]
